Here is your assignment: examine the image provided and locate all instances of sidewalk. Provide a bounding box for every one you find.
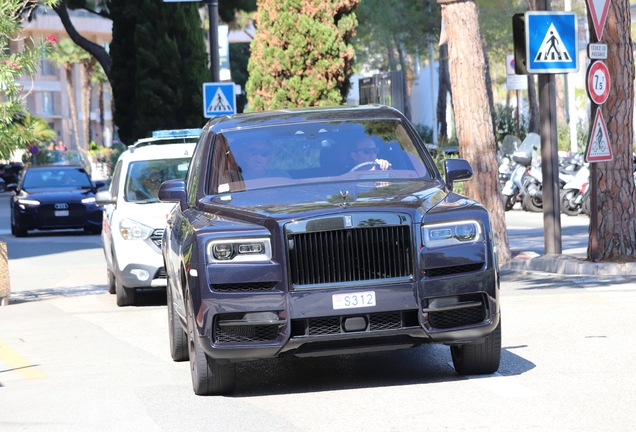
[500,251,636,276]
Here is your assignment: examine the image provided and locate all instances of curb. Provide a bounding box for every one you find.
[500,253,636,276]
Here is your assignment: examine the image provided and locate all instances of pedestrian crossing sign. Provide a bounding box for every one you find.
[526,11,578,74]
[203,82,236,118]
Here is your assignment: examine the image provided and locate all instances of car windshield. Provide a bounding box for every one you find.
[124,158,191,203]
[209,119,432,194]
[22,168,92,189]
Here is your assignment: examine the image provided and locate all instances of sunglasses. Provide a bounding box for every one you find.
[145,178,162,184]
[357,147,379,155]
[247,148,271,157]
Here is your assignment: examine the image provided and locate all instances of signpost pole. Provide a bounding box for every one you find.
[537,0,562,255]
[205,0,220,82]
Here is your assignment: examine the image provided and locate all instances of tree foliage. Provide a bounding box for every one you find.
[246,0,358,111]
[109,0,208,145]
[0,0,58,159]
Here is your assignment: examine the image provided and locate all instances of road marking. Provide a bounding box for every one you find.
[0,339,49,380]
[448,363,539,398]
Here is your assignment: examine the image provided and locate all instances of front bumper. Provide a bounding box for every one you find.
[113,235,166,288]
[15,204,102,230]
[195,267,498,362]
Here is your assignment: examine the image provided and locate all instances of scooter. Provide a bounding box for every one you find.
[560,164,589,216]
[501,133,541,212]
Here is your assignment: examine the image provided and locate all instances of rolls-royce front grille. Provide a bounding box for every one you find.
[288,225,413,286]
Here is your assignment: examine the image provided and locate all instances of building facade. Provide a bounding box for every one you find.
[13,8,113,151]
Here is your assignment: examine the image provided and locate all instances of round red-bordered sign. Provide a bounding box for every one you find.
[587,61,611,105]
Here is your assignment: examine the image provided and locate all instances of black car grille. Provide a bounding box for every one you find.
[291,310,420,337]
[427,294,486,330]
[37,203,86,226]
[150,229,164,248]
[288,225,412,286]
[426,262,485,278]
[213,313,280,344]
[210,282,278,292]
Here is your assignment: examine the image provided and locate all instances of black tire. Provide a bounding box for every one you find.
[11,209,26,237]
[186,290,236,395]
[451,320,501,375]
[522,192,542,213]
[504,195,515,211]
[115,269,136,307]
[107,268,116,294]
[560,190,581,217]
[84,226,102,235]
[0,183,6,193]
[168,277,188,362]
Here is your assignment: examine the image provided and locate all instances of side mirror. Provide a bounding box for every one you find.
[94,180,107,190]
[444,158,473,191]
[7,183,17,192]
[95,190,116,206]
[159,179,187,211]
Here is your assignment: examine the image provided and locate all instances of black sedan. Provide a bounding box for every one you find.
[10,166,105,237]
[160,105,501,395]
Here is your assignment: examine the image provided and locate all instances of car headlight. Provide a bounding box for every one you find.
[18,199,40,206]
[422,220,482,249]
[119,218,153,240]
[207,238,272,263]
[81,197,96,204]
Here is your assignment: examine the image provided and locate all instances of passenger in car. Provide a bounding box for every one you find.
[238,139,289,180]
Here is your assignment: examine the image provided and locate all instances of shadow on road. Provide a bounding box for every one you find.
[8,285,167,306]
[1,230,102,260]
[229,343,535,397]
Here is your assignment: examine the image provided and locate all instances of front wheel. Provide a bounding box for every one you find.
[503,194,515,211]
[186,290,236,395]
[522,192,542,213]
[107,268,116,294]
[560,190,581,217]
[168,276,188,362]
[115,269,136,307]
[451,320,502,375]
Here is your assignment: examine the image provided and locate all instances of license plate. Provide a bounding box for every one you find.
[332,291,376,310]
[54,210,69,217]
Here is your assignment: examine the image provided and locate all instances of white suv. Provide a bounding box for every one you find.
[96,129,201,306]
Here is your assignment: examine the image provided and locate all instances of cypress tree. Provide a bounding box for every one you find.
[246,0,358,111]
[110,0,208,144]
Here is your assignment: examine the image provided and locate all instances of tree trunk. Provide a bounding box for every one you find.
[53,3,112,83]
[64,64,81,151]
[591,0,636,260]
[80,60,95,150]
[437,43,451,140]
[527,74,540,133]
[440,0,511,262]
[394,36,412,122]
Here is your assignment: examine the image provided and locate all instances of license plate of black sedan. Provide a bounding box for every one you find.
[332,291,376,310]
[54,210,69,217]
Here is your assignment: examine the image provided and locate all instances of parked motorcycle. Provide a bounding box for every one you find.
[501,133,541,212]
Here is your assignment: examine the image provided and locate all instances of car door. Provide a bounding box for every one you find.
[102,160,123,268]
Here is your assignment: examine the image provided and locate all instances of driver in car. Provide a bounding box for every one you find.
[350,137,391,171]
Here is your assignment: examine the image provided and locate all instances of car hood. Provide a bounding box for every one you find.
[201,180,454,223]
[20,188,95,203]
[117,201,178,229]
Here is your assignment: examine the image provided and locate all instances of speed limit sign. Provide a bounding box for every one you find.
[587,60,611,105]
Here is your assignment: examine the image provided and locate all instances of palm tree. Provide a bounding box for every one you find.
[79,50,97,150]
[48,38,82,150]
[91,63,108,137]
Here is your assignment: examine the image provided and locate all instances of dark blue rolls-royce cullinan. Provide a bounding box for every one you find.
[160,105,501,395]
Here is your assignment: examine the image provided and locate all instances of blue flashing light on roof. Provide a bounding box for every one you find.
[152,128,202,139]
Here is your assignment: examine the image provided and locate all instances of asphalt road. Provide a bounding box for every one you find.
[1,193,635,431]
